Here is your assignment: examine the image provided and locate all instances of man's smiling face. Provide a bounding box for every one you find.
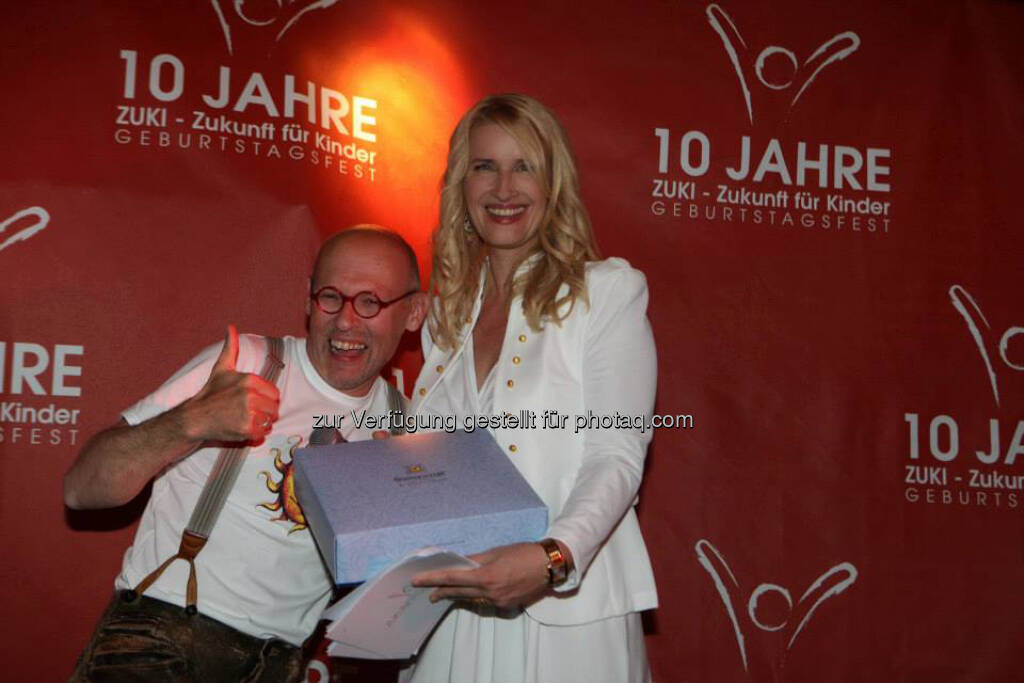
[306,231,425,396]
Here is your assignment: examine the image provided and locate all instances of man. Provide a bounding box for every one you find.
[65,227,427,682]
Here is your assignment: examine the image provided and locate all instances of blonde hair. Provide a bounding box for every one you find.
[429,94,600,350]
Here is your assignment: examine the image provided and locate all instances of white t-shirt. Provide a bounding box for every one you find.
[115,334,392,645]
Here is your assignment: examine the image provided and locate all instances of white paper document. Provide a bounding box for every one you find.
[322,546,479,659]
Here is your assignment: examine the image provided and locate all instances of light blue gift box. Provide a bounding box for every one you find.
[293,429,549,585]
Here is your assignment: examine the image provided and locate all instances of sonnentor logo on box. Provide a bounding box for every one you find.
[0,342,84,447]
[650,4,891,237]
[394,463,446,484]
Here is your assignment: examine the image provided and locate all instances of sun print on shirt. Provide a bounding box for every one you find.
[257,434,308,533]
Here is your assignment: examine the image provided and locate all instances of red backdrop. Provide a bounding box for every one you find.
[2,1,1022,681]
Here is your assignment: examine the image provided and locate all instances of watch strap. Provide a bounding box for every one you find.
[539,538,568,586]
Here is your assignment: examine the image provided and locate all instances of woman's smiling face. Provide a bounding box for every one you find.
[463,122,547,261]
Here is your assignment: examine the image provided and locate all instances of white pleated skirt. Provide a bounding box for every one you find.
[399,605,650,683]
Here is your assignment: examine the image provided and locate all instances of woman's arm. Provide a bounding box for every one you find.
[546,264,656,586]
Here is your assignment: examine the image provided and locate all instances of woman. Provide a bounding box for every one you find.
[406,94,658,682]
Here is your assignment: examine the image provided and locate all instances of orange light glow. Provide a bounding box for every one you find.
[317,10,476,273]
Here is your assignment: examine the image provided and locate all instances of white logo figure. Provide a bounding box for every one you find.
[302,659,329,683]
[950,284,1024,408]
[210,0,340,55]
[695,539,857,674]
[706,4,860,124]
[0,206,50,254]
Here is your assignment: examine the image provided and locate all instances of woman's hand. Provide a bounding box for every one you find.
[411,542,553,610]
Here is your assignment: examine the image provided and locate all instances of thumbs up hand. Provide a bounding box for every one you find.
[211,321,241,374]
[182,325,281,443]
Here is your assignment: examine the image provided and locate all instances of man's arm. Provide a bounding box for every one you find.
[64,411,200,509]
[63,325,280,510]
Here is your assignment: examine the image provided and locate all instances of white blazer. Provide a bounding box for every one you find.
[412,257,659,625]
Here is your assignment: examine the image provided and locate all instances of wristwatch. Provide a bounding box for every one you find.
[539,538,569,586]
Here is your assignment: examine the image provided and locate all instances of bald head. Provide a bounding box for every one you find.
[306,225,427,395]
[313,226,420,292]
